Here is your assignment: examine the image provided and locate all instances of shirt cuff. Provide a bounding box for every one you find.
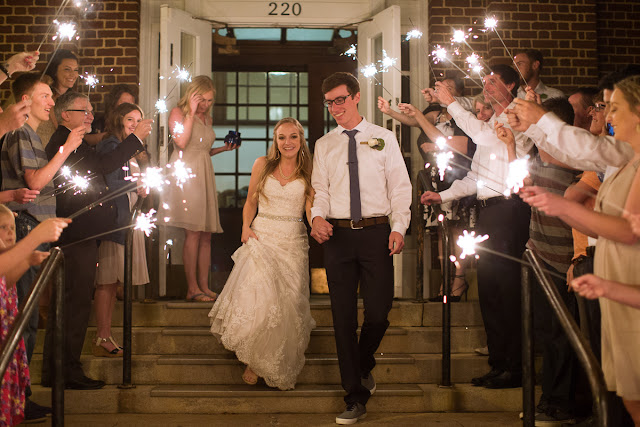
[438,189,454,204]
[310,207,325,222]
[391,223,406,237]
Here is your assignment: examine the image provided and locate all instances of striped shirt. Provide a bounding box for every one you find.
[1,124,56,222]
[526,154,580,273]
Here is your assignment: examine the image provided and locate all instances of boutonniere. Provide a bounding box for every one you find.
[360,138,385,151]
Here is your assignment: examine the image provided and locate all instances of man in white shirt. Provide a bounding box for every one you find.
[421,64,533,390]
[515,49,565,101]
[310,72,411,425]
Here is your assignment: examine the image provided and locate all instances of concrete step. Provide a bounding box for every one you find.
[87,298,483,328]
[28,353,491,386]
[31,383,533,414]
[34,325,486,356]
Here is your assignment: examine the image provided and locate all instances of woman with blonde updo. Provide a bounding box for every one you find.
[162,76,237,302]
[209,117,316,390]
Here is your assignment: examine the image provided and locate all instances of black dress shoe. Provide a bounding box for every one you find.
[471,368,503,386]
[484,370,522,389]
[24,398,52,421]
[65,375,106,390]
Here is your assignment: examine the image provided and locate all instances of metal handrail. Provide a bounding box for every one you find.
[119,197,144,389]
[0,247,65,426]
[522,249,608,426]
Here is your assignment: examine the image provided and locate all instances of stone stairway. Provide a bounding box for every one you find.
[30,297,529,414]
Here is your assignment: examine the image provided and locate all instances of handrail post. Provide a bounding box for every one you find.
[521,260,535,427]
[52,256,65,426]
[440,216,451,387]
[524,250,608,426]
[120,197,143,389]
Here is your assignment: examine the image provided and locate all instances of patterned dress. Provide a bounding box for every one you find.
[0,277,30,426]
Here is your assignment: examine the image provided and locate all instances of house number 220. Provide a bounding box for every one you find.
[268,2,302,16]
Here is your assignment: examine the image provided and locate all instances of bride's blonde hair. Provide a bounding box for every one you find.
[254,117,312,202]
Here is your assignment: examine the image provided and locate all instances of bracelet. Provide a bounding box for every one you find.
[0,63,10,78]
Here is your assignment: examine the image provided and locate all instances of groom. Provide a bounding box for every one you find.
[311,72,412,424]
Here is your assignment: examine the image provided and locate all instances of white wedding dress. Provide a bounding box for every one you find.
[208,175,316,390]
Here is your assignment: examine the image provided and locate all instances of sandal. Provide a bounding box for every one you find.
[185,292,214,302]
[242,366,258,385]
[429,275,469,302]
[93,336,123,358]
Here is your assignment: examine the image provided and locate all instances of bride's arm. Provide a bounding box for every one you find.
[305,188,315,225]
[241,157,266,243]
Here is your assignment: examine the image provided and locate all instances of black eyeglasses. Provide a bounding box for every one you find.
[66,109,94,116]
[323,95,350,107]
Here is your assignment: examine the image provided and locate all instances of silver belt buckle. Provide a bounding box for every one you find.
[350,220,363,230]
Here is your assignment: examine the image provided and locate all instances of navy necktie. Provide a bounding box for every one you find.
[343,129,362,223]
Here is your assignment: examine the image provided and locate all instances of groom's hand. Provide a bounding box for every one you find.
[311,217,333,244]
[388,231,404,255]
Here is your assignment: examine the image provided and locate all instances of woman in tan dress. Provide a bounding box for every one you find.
[163,76,237,302]
[522,75,640,424]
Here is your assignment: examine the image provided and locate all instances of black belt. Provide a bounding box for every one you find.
[478,196,512,208]
[329,216,389,230]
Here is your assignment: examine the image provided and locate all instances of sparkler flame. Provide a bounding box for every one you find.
[504,156,530,196]
[134,209,157,237]
[84,74,99,88]
[169,158,195,190]
[361,63,378,78]
[155,99,168,114]
[457,230,489,259]
[466,53,480,66]
[60,166,72,179]
[432,45,448,63]
[436,151,454,181]
[379,50,397,72]
[175,66,192,82]
[53,20,77,41]
[452,30,466,43]
[405,30,423,41]
[435,136,448,151]
[472,64,484,74]
[172,122,184,136]
[70,174,90,193]
[343,44,357,59]
[484,17,498,30]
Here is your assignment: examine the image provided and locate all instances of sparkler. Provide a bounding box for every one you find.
[172,122,184,136]
[405,29,423,41]
[134,209,157,237]
[452,30,467,44]
[175,66,192,82]
[457,230,489,259]
[379,50,397,72]
[342,44,357,59]
[167,152,195,189]
[504,156,530,196]
[483,16,528,86]
[435,151,454,181]
[52,20,78,41]
[155,99,168,115]
[361,63,378,78]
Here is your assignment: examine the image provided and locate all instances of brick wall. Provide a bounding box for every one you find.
[428,0,640,95]
[596,0,640,78]
[0,0,140,108]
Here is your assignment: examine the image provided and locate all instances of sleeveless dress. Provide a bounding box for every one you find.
[0,277,30,426]
[161,116,222,233]
[208,176,315,390]
[594,158,640,400]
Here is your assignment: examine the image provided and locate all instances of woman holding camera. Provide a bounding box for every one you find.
[163,76,237,302]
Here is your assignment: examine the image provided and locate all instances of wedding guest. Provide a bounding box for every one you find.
[311,72,411,424]
[38,49,80,147]
[521,75,640,425]
[209,117,315,389]
[0,208,69,426]
[161,76,237,302]
[422,65,533,390]
[568,87,599,130]
[41,91,150,389]
[514,49,565,100]
[94,103,150,357]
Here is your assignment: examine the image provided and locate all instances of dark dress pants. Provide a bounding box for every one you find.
[324,223,394,406]
[476,198,530,375]
[42,239,99,382]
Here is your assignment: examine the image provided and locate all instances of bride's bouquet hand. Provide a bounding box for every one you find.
[241,225,258,243]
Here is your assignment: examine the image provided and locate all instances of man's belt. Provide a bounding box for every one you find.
[329,216,389,230]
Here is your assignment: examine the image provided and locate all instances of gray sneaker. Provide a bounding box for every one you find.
[361,372,376,395]
[336,403,367,425]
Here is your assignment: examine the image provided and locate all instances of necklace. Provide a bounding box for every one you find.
[278,163,295,180]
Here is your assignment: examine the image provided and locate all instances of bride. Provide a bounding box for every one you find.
[209,117,316,390]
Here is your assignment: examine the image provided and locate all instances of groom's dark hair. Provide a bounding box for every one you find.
[322,72,360,97]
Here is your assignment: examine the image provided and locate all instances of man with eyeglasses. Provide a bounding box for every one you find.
[311,72,411,425]
[41,91,151,391]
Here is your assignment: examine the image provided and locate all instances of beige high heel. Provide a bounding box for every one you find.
[242,366,258,385]
[93,336,123,358]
